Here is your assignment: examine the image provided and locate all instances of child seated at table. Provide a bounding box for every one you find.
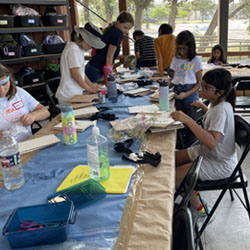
[169,30,202,113]
[171,68,237,216]
[0,64,50,141]
[207,44,227,65]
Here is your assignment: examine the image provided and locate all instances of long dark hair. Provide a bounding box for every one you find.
[207,44,227,64]
[203,68,236,110]
[103,11,134,33]
[175,30,196,61]
[0,64,16,101]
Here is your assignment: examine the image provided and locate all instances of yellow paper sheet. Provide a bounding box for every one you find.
[57,165,135,194]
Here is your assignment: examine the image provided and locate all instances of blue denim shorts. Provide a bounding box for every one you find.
[85,62,103,83]
[174,84,199,110]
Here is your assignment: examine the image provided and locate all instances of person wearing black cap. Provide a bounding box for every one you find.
[56,23,106,104]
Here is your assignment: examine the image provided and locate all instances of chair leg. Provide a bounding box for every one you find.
[241,185,250,220]
[229,188,234,201]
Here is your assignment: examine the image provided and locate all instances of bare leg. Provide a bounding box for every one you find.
[176,163,201,210]
[175,149,191,167]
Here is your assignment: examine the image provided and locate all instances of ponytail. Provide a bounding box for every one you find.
[103,21,116,34]
[226,86,236,111]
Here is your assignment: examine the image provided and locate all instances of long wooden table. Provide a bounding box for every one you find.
[0,108,176,250]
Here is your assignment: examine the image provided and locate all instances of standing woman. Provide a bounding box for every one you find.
[85,11,134,83]
[0,64,50,141]
[56,23,106,104]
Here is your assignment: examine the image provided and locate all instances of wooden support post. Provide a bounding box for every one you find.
[119,0,129,67]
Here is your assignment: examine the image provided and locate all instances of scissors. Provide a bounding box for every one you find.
[19,221,43,231]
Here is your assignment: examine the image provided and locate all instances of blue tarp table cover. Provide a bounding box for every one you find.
[0,95,149,250]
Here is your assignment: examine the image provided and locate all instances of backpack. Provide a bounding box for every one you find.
[0,34,18,49]
[18,34,35,47]
[43,35,64,45]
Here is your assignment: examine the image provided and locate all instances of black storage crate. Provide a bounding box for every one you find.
[23,44,42,57]
[0,46,21,59]
[14,15,40,27]
[0,15,14,28]
[23,71,44,85]
[41,15,66,26]
[43,42,66,54]
[14,74,24,87]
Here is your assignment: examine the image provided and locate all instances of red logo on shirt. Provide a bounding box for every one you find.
[13,100,24,110]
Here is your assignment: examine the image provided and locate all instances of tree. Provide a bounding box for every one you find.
[151,6,170,22]
[132,0,154,30]
[191,0,216,22]
[102,0,114,23]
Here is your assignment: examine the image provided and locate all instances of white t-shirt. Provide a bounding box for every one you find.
[199,102,237,180]
[170,56,202,85]
[0,87,39,138]
[56,42,85,102]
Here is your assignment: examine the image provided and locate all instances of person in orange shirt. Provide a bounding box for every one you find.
[154,24,176,76]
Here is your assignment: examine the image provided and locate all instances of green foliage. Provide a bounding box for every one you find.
[151,6,170,22]
[191,0,216,20]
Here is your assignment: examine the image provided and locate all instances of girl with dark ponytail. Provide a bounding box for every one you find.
[171,68,237,215]
[85,11,134,83]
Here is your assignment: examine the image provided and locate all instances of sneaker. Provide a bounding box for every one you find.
[197,203,216,230]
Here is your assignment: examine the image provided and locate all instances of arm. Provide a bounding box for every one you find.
[20,104,50,126]
[70,67,98,93]
[175,69,202,100]
[191,101,208,113]
[106,44,117,67]
[154,40,164,76]
[171,111,222,150]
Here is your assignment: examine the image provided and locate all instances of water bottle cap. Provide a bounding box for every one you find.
[92,121,100,136]
[159,80,168,87]
[107,74,115,81]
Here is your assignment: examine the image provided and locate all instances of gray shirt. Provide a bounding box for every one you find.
[199,101,238,180]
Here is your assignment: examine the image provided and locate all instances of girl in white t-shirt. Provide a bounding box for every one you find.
[0,64,50,141]
[170,30,202,113]
[56,24,106,104]
[171,68,237,214]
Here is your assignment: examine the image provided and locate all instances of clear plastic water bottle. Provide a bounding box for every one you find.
[107,74,118,103]
[0,131,24,190]
[86,122,110,182]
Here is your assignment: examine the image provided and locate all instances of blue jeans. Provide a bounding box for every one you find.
[174,84,199,110]
[85,62,103,83]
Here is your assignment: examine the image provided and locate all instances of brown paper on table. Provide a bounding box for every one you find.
[150,91,175,102]
[72,102,97,110]
[54,120,94,132]
[124,88,153,97]
[18,134,60,155]
[128,104,159,113]
[113,131,176,250]
[68,94,98,103]
[73,106,98,119]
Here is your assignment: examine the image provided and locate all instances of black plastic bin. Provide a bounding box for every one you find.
[0,46,21,59]
[23,71,44,85]
[14,15,40,27]
[14,74,24,87]
[0,15,14,28]
[23,44,42,57]
[41,15,66,26]
[43,42,66,54]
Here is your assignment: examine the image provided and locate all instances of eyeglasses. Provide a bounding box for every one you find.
[199,81,218,92]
